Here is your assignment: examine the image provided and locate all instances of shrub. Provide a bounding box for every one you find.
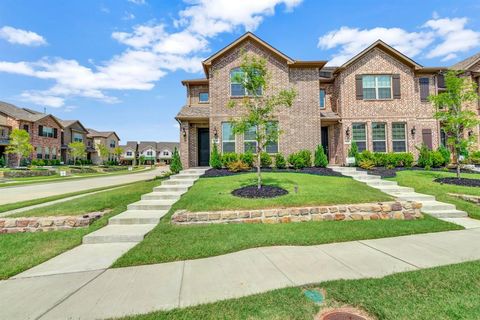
[287,152,307,170]
[0,156,4,167]
[469,151,480,165]
[373,152,388,167]
[209,143,222,169]
[239,151,254,168]
[348,141,359,158]
[274,153,286,169]
[298,150,312,167]
[432,150,445,167]
[260,152,272,167]
[356,150,375,164]
[401,153,414,168]
[221,152,238,168]
[416,144,433,168]
[438,146,451,166]
[227,160,250,172]
[170,147,182,174]
[20,158,30,167]
[314,145,328,167]
[359,159,375,170]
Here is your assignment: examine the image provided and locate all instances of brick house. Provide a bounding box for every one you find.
[57,119,89,164]
[176,32,478,169]
[0,101,63,165]
[86,129,120,165]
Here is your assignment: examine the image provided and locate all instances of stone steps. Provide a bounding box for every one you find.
[109,210,168,225]
[161,179,195,186]
[423,209,468,218]
[127,199,177,211]
[390,192,436,202]
[83,224,157,244]
[154,185,190,193]
[141,192,182,200]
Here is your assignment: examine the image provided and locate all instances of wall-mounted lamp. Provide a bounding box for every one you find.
[411,126,416,136]
[213,126,218,139]
[182,127,186,138]
[468,130,474,137]
[345,127,350,140]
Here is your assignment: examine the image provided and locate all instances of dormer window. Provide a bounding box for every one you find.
[199,92,209,103]
[230,67,262,97]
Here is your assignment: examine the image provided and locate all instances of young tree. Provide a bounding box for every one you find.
[113,146,124,164]
[68,141,86,166]
[97,143,110,165]
[170,147,183,174]
[228,54,297,189]
[429,71,480,178]
[5,128,34,167]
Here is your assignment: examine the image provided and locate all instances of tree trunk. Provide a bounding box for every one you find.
[17,153,21,167]
[257,151,262,189]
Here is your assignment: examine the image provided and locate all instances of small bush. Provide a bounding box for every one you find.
[438,146,451,165]
[221,152,238,168]
[416,144,433,168]
[432,150,445,167]
[227,160,250,172]
[298,150,312,167]
[401,153,414,168]
[274,153,286,169]
[170,147,182,174]
[348,141,359,158]
[287,153,307,170]
[314,145,328,167]
[0,156,5,167]
[468,151,480,165]
[209,144,222,169]
[20,158,30,167]
[239,151,254,168]
[260,152,272,167]
[356,150,375,164]
[359,159,375,170]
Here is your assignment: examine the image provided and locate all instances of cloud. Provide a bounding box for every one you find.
[0,0,303,107]
[0,26,47,46]
[128,0,146,4]
[318,16,480,66]
[122,12,135,20]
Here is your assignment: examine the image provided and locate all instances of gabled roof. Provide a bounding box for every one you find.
[138,141,157,151]
[175,105,210,120]
[87,128,120,141]
[334,40,423,74]
[0,101,64,127]
[156,142,178,152]
[56,118,88,133]
[451,52,480,71]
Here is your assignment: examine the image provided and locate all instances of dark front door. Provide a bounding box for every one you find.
[198,128,210,166]
[321,127,329,159]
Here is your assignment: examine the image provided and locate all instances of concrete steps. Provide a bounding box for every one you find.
[83,224,157,244]
[141,192,182,200]
[127,200,176,211]
[109,210,168,225]
[390,192,436,202]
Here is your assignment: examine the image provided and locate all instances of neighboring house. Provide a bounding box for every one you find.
[87,128,121,164]
[176,32,476,168]
[138,141,157,165]
[156,142,179,164]
[119,141,138,165]
[0,101,63,165]
[57,119,89,164]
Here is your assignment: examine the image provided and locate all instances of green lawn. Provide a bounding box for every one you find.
[113,173,460,268]
[388,170,480,219]
[0,179,161,279]
[173,172,392,212]
[117,260,480,320]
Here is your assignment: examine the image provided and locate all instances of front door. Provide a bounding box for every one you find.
[198,128,210,166]
[321,127,329,159]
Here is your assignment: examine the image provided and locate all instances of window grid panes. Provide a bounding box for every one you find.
[372,123,387,152]
[265,121,279,153]
[244,126,257,153]
[352,123,367,152]
[363,75,392,100]
[230,68,262,97]
[320,89,326,109]
[52,147,57,160]
[42,126,54,138]
[36,146,42,159]
[222,122,235,153]
[73,133,83,142]
[199,92,209,102]
[44,147,50,160]
[392,123,406,152]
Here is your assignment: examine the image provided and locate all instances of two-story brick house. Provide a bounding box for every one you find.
[0,101,63,164]
[176,32,460,168]
[57,119,89,164]
[86,128,121,164]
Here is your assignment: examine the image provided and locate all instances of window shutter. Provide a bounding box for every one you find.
[422,129,432,149]
[392,74,401,99]
[355,75,363,100]
[420,78,430,102]
[437,74,445,89]
[38,125,43,137]
[53,128,58,138]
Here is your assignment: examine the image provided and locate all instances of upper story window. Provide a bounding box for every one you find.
[419,77,430,102]
[39,126,57,138]
[126,151,133,156]
[199,92,209,103]
[222,122,235,153]
[162,151,170,156]
[73,132,83,142]
[23,124,29,132]
[109,140,116,148]
[362,75,392,100]
[319,71,332,78]
[320,89,326,109]
[230,67,262,97]
[0,127,9,138]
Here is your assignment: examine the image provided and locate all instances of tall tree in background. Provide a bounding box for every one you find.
[113,146,124,164]
[68,141,86,166]
[429,71,480,178]
[5,129,33,167]
[228,54,296,189]
[97,143,110,165]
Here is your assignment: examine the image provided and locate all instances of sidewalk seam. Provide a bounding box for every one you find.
[358,240,421,269]
[177,261,186,308]
[257,248,295,285]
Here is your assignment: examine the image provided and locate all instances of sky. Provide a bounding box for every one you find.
[0,0,479,143]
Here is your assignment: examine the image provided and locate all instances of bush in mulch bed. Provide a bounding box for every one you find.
[435,177,480,187]
[231,185,289,198]
[202,167,344,178]
[359,166,479,178]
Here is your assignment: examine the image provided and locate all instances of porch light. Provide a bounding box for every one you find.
[411,126,416,136]
[345,127,350,140]
[213,126,218,139]
[469,130,473,137]
[182,127,186,138]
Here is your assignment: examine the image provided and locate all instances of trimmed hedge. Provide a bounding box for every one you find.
[356,150,414,168]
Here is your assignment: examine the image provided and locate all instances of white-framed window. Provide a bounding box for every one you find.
[126,151,133,156]
[44,146,50,160]
[363,75,392,100]
[199,92,209,103]
[244,126,257,153]
[372,122,387,152]
[352,123,367,152]
[320,89,326,109]
[73,132,83,142]
[146,150,153,156]
[52,147,57,160]
[41,126,54,138]
[109,140,116,148]
[265,121,279,153]
[162,151,170,156]
[392,123,407,152]
[222,122,235,153]
[230,67,262,97]
[36,146,42,159]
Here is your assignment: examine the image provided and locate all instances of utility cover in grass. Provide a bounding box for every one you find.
[231,185,288,198]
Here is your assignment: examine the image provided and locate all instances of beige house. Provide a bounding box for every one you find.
[87,128,120,164]
[57,119,89,164]
[176,32,479,169]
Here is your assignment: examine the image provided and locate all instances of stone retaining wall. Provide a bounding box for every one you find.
[3,169,56,178]
[448,193,480,204]
[0,211,106,234]
[172,201,423,225]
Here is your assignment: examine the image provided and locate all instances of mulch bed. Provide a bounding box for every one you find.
[231,185,289,198]
[434,177,480,187]
[358,166,479,178]
[203,167,344,178]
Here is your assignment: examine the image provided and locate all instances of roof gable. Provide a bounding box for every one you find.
[451,52,480,71]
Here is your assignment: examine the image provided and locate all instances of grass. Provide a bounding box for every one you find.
[113,173,460,268]
[117,260,480,320]
[388,170,480,219]
[173,173,392,212]
[0,179,162,279]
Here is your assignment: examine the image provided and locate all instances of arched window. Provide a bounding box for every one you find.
[230,67,262,97]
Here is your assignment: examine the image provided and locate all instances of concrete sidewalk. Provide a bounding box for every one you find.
[2,227,480,319]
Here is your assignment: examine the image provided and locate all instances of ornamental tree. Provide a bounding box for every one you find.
[228,54,297,189]
[429,71,480,178]
[113,146,124,163]
[68,141,86,166]
[5,128,34,167]
[97,143,110,165]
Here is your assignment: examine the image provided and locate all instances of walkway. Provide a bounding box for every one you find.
[1,227,480,319]
[0,167,168,205]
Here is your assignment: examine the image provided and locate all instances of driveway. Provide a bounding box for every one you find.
[0,167,168,205]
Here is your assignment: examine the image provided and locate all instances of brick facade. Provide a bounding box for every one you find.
[29,116,62,160]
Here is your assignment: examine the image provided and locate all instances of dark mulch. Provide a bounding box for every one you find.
[434,177,480,187]
[202,167,344,178]
[231,185,289,198]
[358,166,479,178]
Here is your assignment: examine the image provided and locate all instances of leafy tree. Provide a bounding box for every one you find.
[5,129,33,167]
[314,145,328,167]
[68,141,86,166]
[139,155,146,165]
[97,143,110,165]
[170,147,182,174]
[113,146,124,163]
[429,71,480,178]
[209,143,222,169]
[228,54,297,189]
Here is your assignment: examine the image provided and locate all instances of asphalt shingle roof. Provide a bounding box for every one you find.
[176,105,210,119]
[451,52,480,71]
